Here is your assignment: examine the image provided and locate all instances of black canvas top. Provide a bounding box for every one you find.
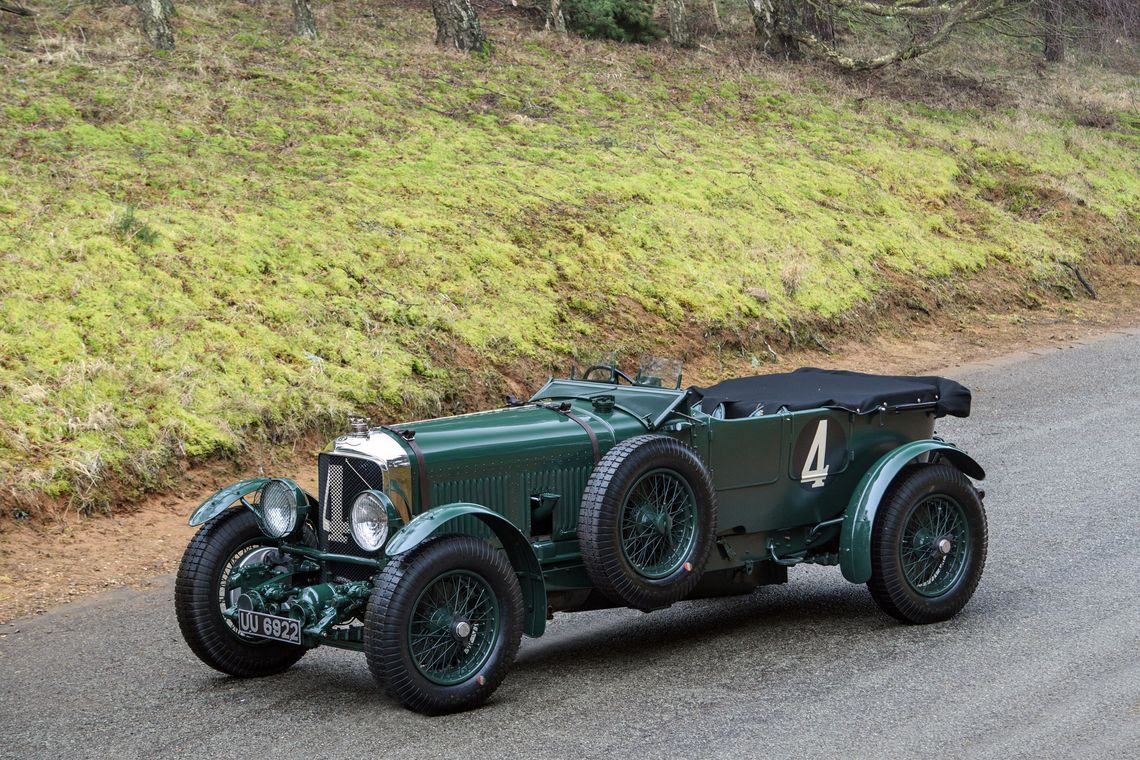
[689,368,971,419]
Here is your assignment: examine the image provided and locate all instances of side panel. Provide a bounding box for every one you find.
[839,440,985,584]
[706,415,785,533]
[704,408,939,536]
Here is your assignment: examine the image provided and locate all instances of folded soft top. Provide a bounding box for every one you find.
[689,368,971,419]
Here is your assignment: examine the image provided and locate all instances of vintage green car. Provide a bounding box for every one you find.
[176,363,988,714]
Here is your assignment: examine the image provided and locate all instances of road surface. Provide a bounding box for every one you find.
[2,330,1138,759]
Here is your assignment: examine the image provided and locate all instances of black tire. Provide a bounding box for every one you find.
[175,508,308,677]
[579,434,718,611]
[364,536,524,715]
[868,464,988,624]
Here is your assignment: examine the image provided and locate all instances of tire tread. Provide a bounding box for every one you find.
[175,508,307,677]
[579,435,717,611]
[867,464,988,625]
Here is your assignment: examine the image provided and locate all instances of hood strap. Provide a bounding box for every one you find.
[542,403,600,464]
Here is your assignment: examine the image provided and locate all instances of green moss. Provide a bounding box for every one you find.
[0,6,1136,511]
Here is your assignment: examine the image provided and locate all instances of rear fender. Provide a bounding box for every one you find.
[385,503,547,638]
[839,440,984,584]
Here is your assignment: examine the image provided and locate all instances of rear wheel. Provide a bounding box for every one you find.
[364,536,523,715]
[868,464,988,624]
[175,508,309,677]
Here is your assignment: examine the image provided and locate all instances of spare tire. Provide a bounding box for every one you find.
[579,435,717,611]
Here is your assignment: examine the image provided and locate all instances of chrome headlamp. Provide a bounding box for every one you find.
[351,490,392,552]
[259,479,298,538]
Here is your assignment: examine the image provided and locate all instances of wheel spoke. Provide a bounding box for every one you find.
[900,494,970,597]
[409,569,500,686]
[620,469,697,578]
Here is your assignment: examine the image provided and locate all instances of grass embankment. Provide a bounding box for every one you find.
[1,3,1137,515]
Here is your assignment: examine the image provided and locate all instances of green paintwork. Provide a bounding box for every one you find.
[188,477,315,531]
[839,440,985,584]
[188,478,269,526]
[531,379,690,429]
[397,398,647,542]
[386,503,547,638]
[185,370,986,666]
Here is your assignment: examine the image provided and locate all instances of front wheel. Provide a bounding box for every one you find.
[175,508,309,677]
[868,464,988,624]
[364,535,524,715]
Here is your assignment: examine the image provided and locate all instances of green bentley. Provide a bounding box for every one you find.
[176,363,988,714]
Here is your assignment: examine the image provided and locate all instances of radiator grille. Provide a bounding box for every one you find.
[318,453,386,582]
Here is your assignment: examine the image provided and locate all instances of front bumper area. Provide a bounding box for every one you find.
[223,543,384,650]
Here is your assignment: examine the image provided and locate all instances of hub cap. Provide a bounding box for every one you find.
[619,469,698,579]
[408,570,499,686]
[900,494,970,598]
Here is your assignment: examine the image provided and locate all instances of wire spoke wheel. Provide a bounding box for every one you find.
[868,464,988,625]
[619,468,698,579]
[365,536,523,714]
[579,435,717,611]
[899,494,970,597]
[408,570,500,686]
[175,508,308,678]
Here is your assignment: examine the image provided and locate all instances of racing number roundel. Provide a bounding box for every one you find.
[792,414,848,490]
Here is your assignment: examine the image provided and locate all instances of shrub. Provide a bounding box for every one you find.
[111,205,160,246]
[563,0,661,44]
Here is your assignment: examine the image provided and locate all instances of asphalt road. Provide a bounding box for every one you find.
[2,330,1138,760]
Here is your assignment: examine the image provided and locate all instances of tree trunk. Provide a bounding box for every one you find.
[1042,0,1065,62]
[745,0,799,58]
[290,0,317,39]
[545,0,566,33]
[665,0,696,48]
[431,0,486,52]
[802,1,834,42]
[137,0,175,50]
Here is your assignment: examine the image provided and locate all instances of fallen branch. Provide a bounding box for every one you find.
[0,2,37,15]
[1062,262,1097,299]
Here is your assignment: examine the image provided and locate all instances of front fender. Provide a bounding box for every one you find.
[189,479,269,526]
[386,503,547,638]
[188,478,315,528]
[839,440,985,584]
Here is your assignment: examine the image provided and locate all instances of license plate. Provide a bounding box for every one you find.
[236,609,302,644]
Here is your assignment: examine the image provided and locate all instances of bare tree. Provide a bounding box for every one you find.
[757,0,1021,70]
[1041,0,1065,60]
[803,0,836,41]
[745,0,801,58]
[290,0,317,38]
[137,0,175,50]
[432,0,487,52]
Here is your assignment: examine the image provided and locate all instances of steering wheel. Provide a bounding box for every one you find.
[582,365,636,385]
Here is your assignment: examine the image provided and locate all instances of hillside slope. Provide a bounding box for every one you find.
[1,3,1137,514]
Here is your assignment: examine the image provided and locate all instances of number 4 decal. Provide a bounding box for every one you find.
[801,419,829,488]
